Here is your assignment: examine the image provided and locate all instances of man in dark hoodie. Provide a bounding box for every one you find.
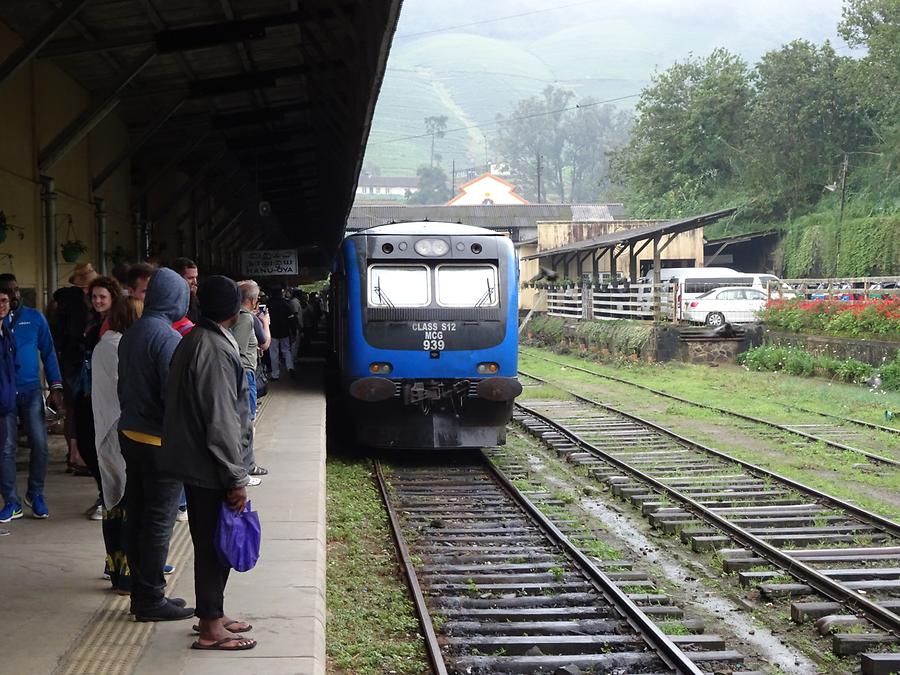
[118,267,194,621]
[160,276,255,651]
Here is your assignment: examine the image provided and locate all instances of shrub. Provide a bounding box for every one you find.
[738,345,895,389]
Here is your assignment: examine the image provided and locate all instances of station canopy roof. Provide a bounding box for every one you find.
[0,0,402,253]
[523,209,737,260]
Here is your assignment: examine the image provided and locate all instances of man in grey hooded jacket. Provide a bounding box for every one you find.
[118,267,194,621]
[159,275,256,651]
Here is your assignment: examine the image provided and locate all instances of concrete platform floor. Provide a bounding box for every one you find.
[0,370,326,675]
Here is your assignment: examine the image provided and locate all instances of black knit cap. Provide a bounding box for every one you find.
[198,275,241,322]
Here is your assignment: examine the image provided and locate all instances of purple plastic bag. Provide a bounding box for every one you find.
[215,500,262,572]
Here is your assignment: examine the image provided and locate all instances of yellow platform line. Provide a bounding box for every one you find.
[54,517,194,675]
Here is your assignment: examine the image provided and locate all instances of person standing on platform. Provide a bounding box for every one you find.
[160,275,256,651]
[75,277,124,521]
[117,268,194,621]
[0,273,64,520]
[91,289,139,593]
[233,281,269,482]
[50,263,97,474]
[172,258,201,323]
[126,263,155,317]
[266,288,295,380]
[0,289,23,525]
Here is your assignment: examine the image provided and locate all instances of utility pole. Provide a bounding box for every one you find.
[536,152,543,203]
[451,159,456,195]
[839,152,848,225]
[835,152,849,275]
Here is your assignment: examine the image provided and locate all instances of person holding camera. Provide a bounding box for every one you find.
[231,281,269,481]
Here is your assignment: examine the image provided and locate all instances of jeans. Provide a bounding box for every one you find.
[185,484,230,620]
[121,434,182,612]
[7,389,50,502]
[269,337,293,379]
[242,371,256,470]
[0,412,20,505]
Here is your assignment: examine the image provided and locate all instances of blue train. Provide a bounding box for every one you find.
[329,221,522,449]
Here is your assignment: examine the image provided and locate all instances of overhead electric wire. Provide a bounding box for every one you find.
[367,92,640,146]
[394,0,603,40]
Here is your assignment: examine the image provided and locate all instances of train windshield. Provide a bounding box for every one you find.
[436,265,499,307]
[368,265,430,306]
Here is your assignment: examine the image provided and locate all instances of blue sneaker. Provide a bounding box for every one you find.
[163,564,175,575]
[24,494,49,519]
[0,503,22,523]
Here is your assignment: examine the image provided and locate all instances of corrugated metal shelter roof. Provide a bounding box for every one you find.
[347,203,626,234]
[524,209,738,260]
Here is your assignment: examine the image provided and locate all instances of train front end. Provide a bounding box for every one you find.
[335,222,522,449]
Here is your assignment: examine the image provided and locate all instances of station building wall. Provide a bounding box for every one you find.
[0,19,134,307]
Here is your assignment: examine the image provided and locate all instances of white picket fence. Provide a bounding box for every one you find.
[546,283,677,321]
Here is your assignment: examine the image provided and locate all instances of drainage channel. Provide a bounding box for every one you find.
[375,454,753,674]
[514,386,900,674]
[521,349,899,467]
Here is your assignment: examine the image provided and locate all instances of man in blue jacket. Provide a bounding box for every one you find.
[118,267,194,622]
[0,274,64,521]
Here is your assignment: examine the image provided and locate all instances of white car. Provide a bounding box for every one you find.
[683,286,768,326]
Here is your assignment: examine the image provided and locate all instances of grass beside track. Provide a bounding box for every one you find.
[519,347,900,519]
[326,454,429,675]
[521,346,900,429]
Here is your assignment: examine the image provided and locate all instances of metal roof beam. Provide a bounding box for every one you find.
[92,97,186,192]
[211,103,310,129]
[131,133,213,208]
[39,48,156,173]
[189,66,314,98]
[0,0,87,87]
[147,149,230,222]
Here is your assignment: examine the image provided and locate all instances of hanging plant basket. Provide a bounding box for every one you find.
[61,240,87,263]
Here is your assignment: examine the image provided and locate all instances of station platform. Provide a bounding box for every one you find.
[0,368,326,675]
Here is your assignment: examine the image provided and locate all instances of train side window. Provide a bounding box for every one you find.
[367,265,430,307]
[436,265,498,307]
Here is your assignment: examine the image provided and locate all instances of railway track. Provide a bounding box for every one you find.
[513,378,900,672]
[375,455,760,674]
[521,349,900,467]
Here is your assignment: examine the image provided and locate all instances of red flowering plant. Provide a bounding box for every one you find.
[760,297,900,340]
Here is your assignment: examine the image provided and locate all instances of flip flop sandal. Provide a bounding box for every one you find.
[248,465,268,476]
[192,620,252,633]
[191,637,257,651]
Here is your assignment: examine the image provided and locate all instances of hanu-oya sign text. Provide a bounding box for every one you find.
[242,249,298,276]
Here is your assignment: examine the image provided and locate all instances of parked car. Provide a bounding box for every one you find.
[683,286,768,326]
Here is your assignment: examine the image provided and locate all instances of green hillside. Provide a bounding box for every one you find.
[364,2,851,179]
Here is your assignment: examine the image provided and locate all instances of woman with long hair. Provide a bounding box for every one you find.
[91,286,138,593]
[75,277,123,519]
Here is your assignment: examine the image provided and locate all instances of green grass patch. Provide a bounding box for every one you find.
[326,455,428,674]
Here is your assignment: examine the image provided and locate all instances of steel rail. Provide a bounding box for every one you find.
[519,368,900,538]
[483,454,705,675]
[374,461,448,675]
[522,349,900,466]
[514,398,900,638]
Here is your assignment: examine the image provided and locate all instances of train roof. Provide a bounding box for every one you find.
[350,221,503,237]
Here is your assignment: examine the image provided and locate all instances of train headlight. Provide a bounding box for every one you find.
[476,362,499,374]
[369,362,393,374]
[414,238,449,257]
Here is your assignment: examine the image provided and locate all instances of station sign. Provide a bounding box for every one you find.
[241,249,299,276]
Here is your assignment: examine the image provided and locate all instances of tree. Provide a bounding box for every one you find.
[495,86,574,202]
[406,165,452,204]
[424,115,448,168]
[743,40,869,213]
[562,103,632,202]
[839,0,900,122]
[611,48,751,214]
